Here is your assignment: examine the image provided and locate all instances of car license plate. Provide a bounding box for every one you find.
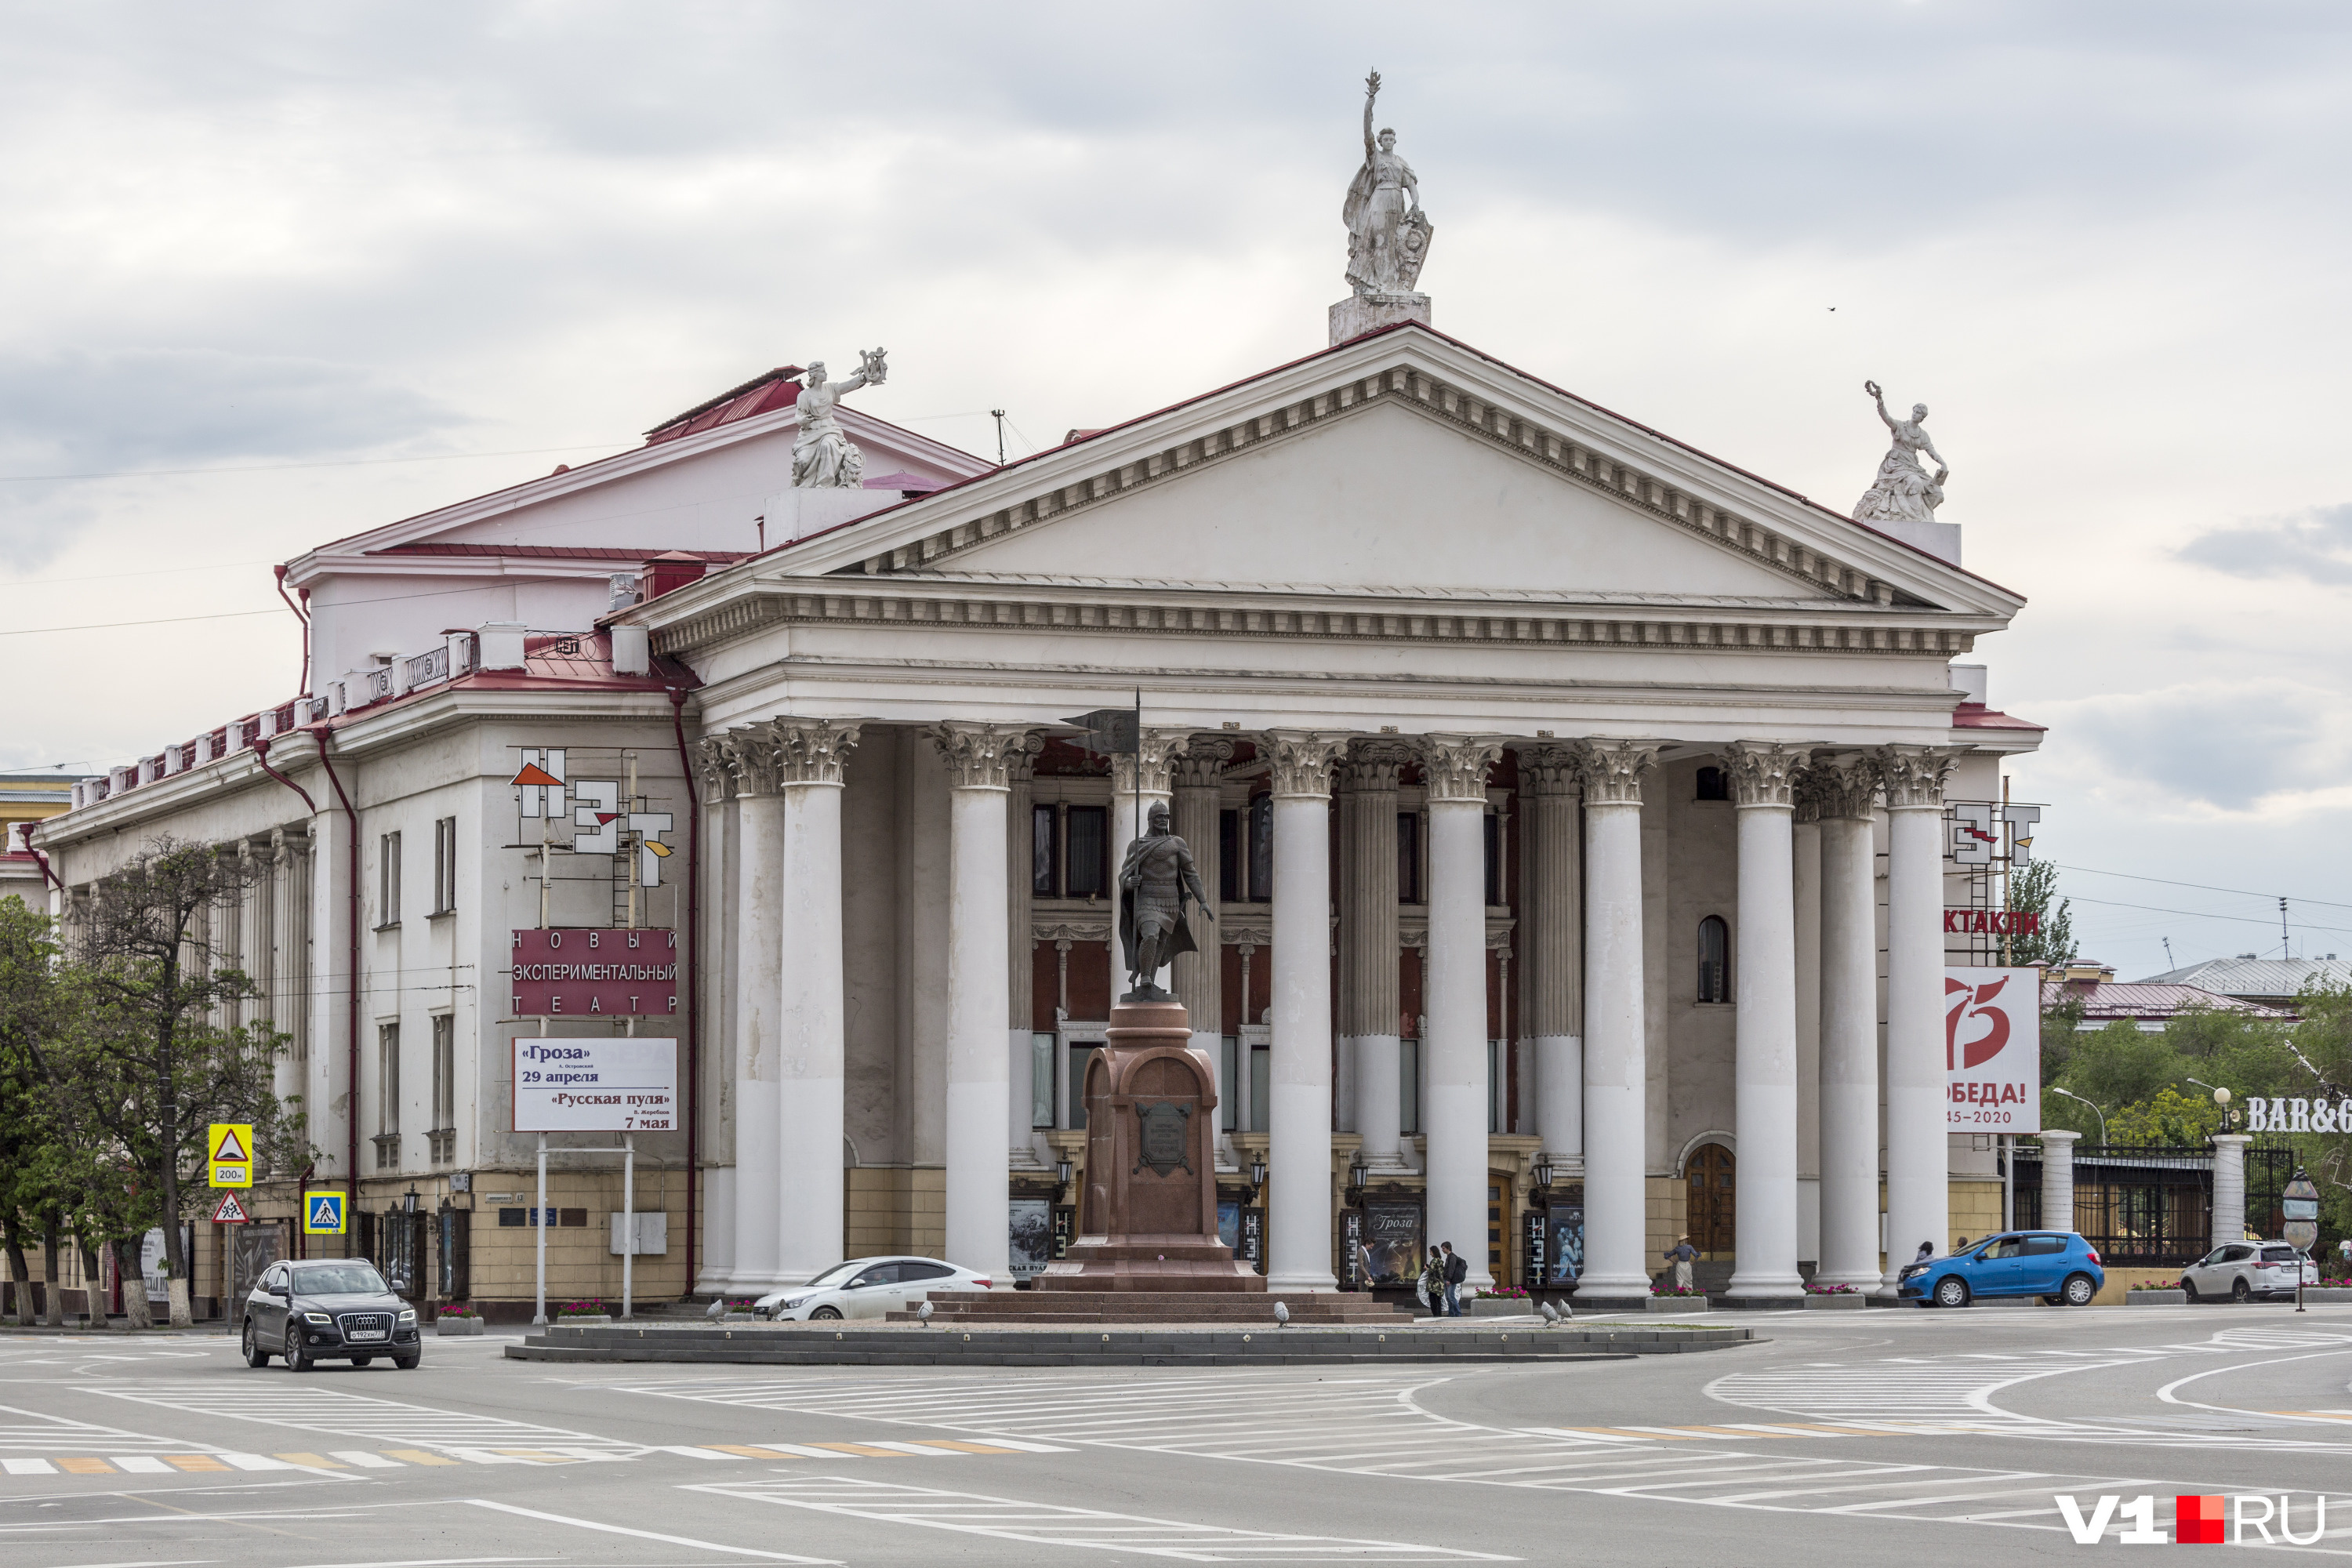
[348,1329,387,1341]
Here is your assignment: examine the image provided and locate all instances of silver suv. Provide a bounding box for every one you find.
[2181,1241,2319,1302]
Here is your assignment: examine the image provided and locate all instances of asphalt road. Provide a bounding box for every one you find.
[4,1302,2350,1564]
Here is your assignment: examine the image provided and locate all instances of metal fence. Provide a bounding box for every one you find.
[2010,1139,2298,1268]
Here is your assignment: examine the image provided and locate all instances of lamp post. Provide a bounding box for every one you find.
[2053,1087,2107,1145]
[2188,1079,2237,1134]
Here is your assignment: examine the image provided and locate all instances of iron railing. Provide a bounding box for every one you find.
[2012,1138,2299,1266]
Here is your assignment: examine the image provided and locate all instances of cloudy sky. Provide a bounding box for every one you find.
[5,2,2349,977]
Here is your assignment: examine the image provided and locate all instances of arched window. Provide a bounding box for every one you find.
[1697,916,1730,1004]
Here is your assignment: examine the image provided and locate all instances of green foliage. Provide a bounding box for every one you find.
[2007,859,2077,970]
[2062,1021,2190,1112]
[2108,1086,2223,1145]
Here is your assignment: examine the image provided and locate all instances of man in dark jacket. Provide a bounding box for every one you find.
[1441,1242,1468,1317]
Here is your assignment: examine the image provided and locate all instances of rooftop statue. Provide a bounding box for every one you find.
[1343,71,1433,298]
[1853,379,1948,524]
[1117,800,1214,1003]
[792,347,888,489]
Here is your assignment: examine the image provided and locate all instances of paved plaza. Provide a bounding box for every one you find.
[4,1305,2350,1563]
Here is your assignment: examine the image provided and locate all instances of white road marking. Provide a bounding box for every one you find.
[692,1474,1516,1561]
[460,1498,836,1563]
[0,1401,228,1456]
[87,1385,632,1457]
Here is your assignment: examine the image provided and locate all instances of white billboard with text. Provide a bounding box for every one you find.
[514,1036,679,1132]
[1946,967,2041,1132]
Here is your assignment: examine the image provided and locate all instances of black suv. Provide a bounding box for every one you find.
[242,1259,421,1371]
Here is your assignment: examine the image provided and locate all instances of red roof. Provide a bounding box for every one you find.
[644,368,804,445]
[368,544,749,564]
[1953,702,2047,733]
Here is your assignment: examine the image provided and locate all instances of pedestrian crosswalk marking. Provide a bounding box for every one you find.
[0,1438,1068,1479]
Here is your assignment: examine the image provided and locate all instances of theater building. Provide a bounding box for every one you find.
[28,307,2045,1313]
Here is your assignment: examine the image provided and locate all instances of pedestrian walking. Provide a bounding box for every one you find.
[1442,1241,1468,1317]
[1663,1234,1697,1291]
[1914,1240,1935,1265]
[1418,1249,1446,1316]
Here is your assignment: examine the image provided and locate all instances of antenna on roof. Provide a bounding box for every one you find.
[2281,897,2292,960]
[2162,937,2175,969]
[990,410,1007,466]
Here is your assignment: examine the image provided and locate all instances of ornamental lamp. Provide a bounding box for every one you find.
[1532,1157,1554,1193]
[1250,1156,1268,1192]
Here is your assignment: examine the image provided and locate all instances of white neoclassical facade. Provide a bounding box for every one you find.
[29,320,2044,1314]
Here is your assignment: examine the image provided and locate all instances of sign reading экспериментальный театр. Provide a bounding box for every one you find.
[511,927,679,1016]
[513,1036,678,1133]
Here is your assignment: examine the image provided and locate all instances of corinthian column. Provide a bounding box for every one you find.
[1340,742,1410,1170]
[687,740,738,1292]
[1007,735,1045,1169]
[1813,754,1882,1290]
[1573,739,1661,1301]
[1878,744,1958,1291]
[1521,745,1582,1171]
[932,721,1030,1287]
[719,726,789,1290]
[1725,742,1805,1304]
[1420,735,1505,1293]
[1263,730,1348,1292]
[772,720,862,1283]
[1171,741,1233,1156]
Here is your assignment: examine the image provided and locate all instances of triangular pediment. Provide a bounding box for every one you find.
[769,325,2022,622]
[916,398,1813,601]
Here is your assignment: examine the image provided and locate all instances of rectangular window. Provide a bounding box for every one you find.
[1066,805,1108,898]
[1249,1041,1271,1134]
[1400,1037,1421,1135]
[1032,804,1058,897]
[378,831,401,926]
[431,1015,455,1129]
[1069,1044,1098,1130]
[433,816,457,914]
[1247,793,1272,902]
[1031,1033,1054,1129]
[378,1022,400,1135]
[1397,811,1421,903]
[1483,812,1502,906]
[1218,810,1240,904]
[1220,1036,1239,1132]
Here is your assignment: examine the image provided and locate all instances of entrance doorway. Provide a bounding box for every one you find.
[1686,1142,1735,1257]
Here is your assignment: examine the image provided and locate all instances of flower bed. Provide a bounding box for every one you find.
[556,1298,611,1319]
[437,1301,481,1319]
[1802,1283,1859,1295]
[1650,1283,1706,1297]
[1473,1285,1530,1301]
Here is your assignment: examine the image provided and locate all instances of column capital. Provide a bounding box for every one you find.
[1416,734,1506,803]
[1873,744,1961,809]
[1340,738,1414,791]
[689,735,735,804]
[771,718,864,787]
[1171,736,1236,789]
[1261,731,1348,798]
[1520,743,1583,795]
[1724,741,1807,809]
[1573,739,1664,806]
[1804,752,1878,821]
[716,727,789,797]
[1111,728,1193,795]
[2037,1129,2082,1147]
[931,721,1040,790]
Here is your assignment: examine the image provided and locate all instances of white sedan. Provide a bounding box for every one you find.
[753,1256,992,1321]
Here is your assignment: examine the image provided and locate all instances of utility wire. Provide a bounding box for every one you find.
[2052,861,2352,914]
[0,441,635,485]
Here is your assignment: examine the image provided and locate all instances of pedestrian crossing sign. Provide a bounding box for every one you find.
[208,1122,254,1188]
[302,1192,348,1235]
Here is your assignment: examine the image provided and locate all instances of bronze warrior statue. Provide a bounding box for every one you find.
[1117,800,1214,1002]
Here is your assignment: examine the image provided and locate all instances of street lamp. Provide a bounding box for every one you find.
[1532,1157,1554,1196]
[1249,1156,1268,1197]
[2187,1079,2237,1134]
[1054,1157,1073,1200]
[1347,1151,1367,1197]
[2053,1086,2107,1144]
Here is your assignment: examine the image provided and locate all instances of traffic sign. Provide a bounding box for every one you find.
[208,1123,254,1188]
[302,1192,348,1235]
[211,1192,251,1224]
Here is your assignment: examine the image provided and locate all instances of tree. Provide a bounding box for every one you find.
[2057,1020,2190,1125]
[2007,859,2077,971]
[36,840,307,1327]
[0,898,72,1327]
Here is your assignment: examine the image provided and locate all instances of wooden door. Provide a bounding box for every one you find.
[1687,1144,1736,1257]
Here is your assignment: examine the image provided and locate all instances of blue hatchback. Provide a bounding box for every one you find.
[1899,1231,2106,1308]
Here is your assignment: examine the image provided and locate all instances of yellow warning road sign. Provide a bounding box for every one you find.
[209,1123,254,1188]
